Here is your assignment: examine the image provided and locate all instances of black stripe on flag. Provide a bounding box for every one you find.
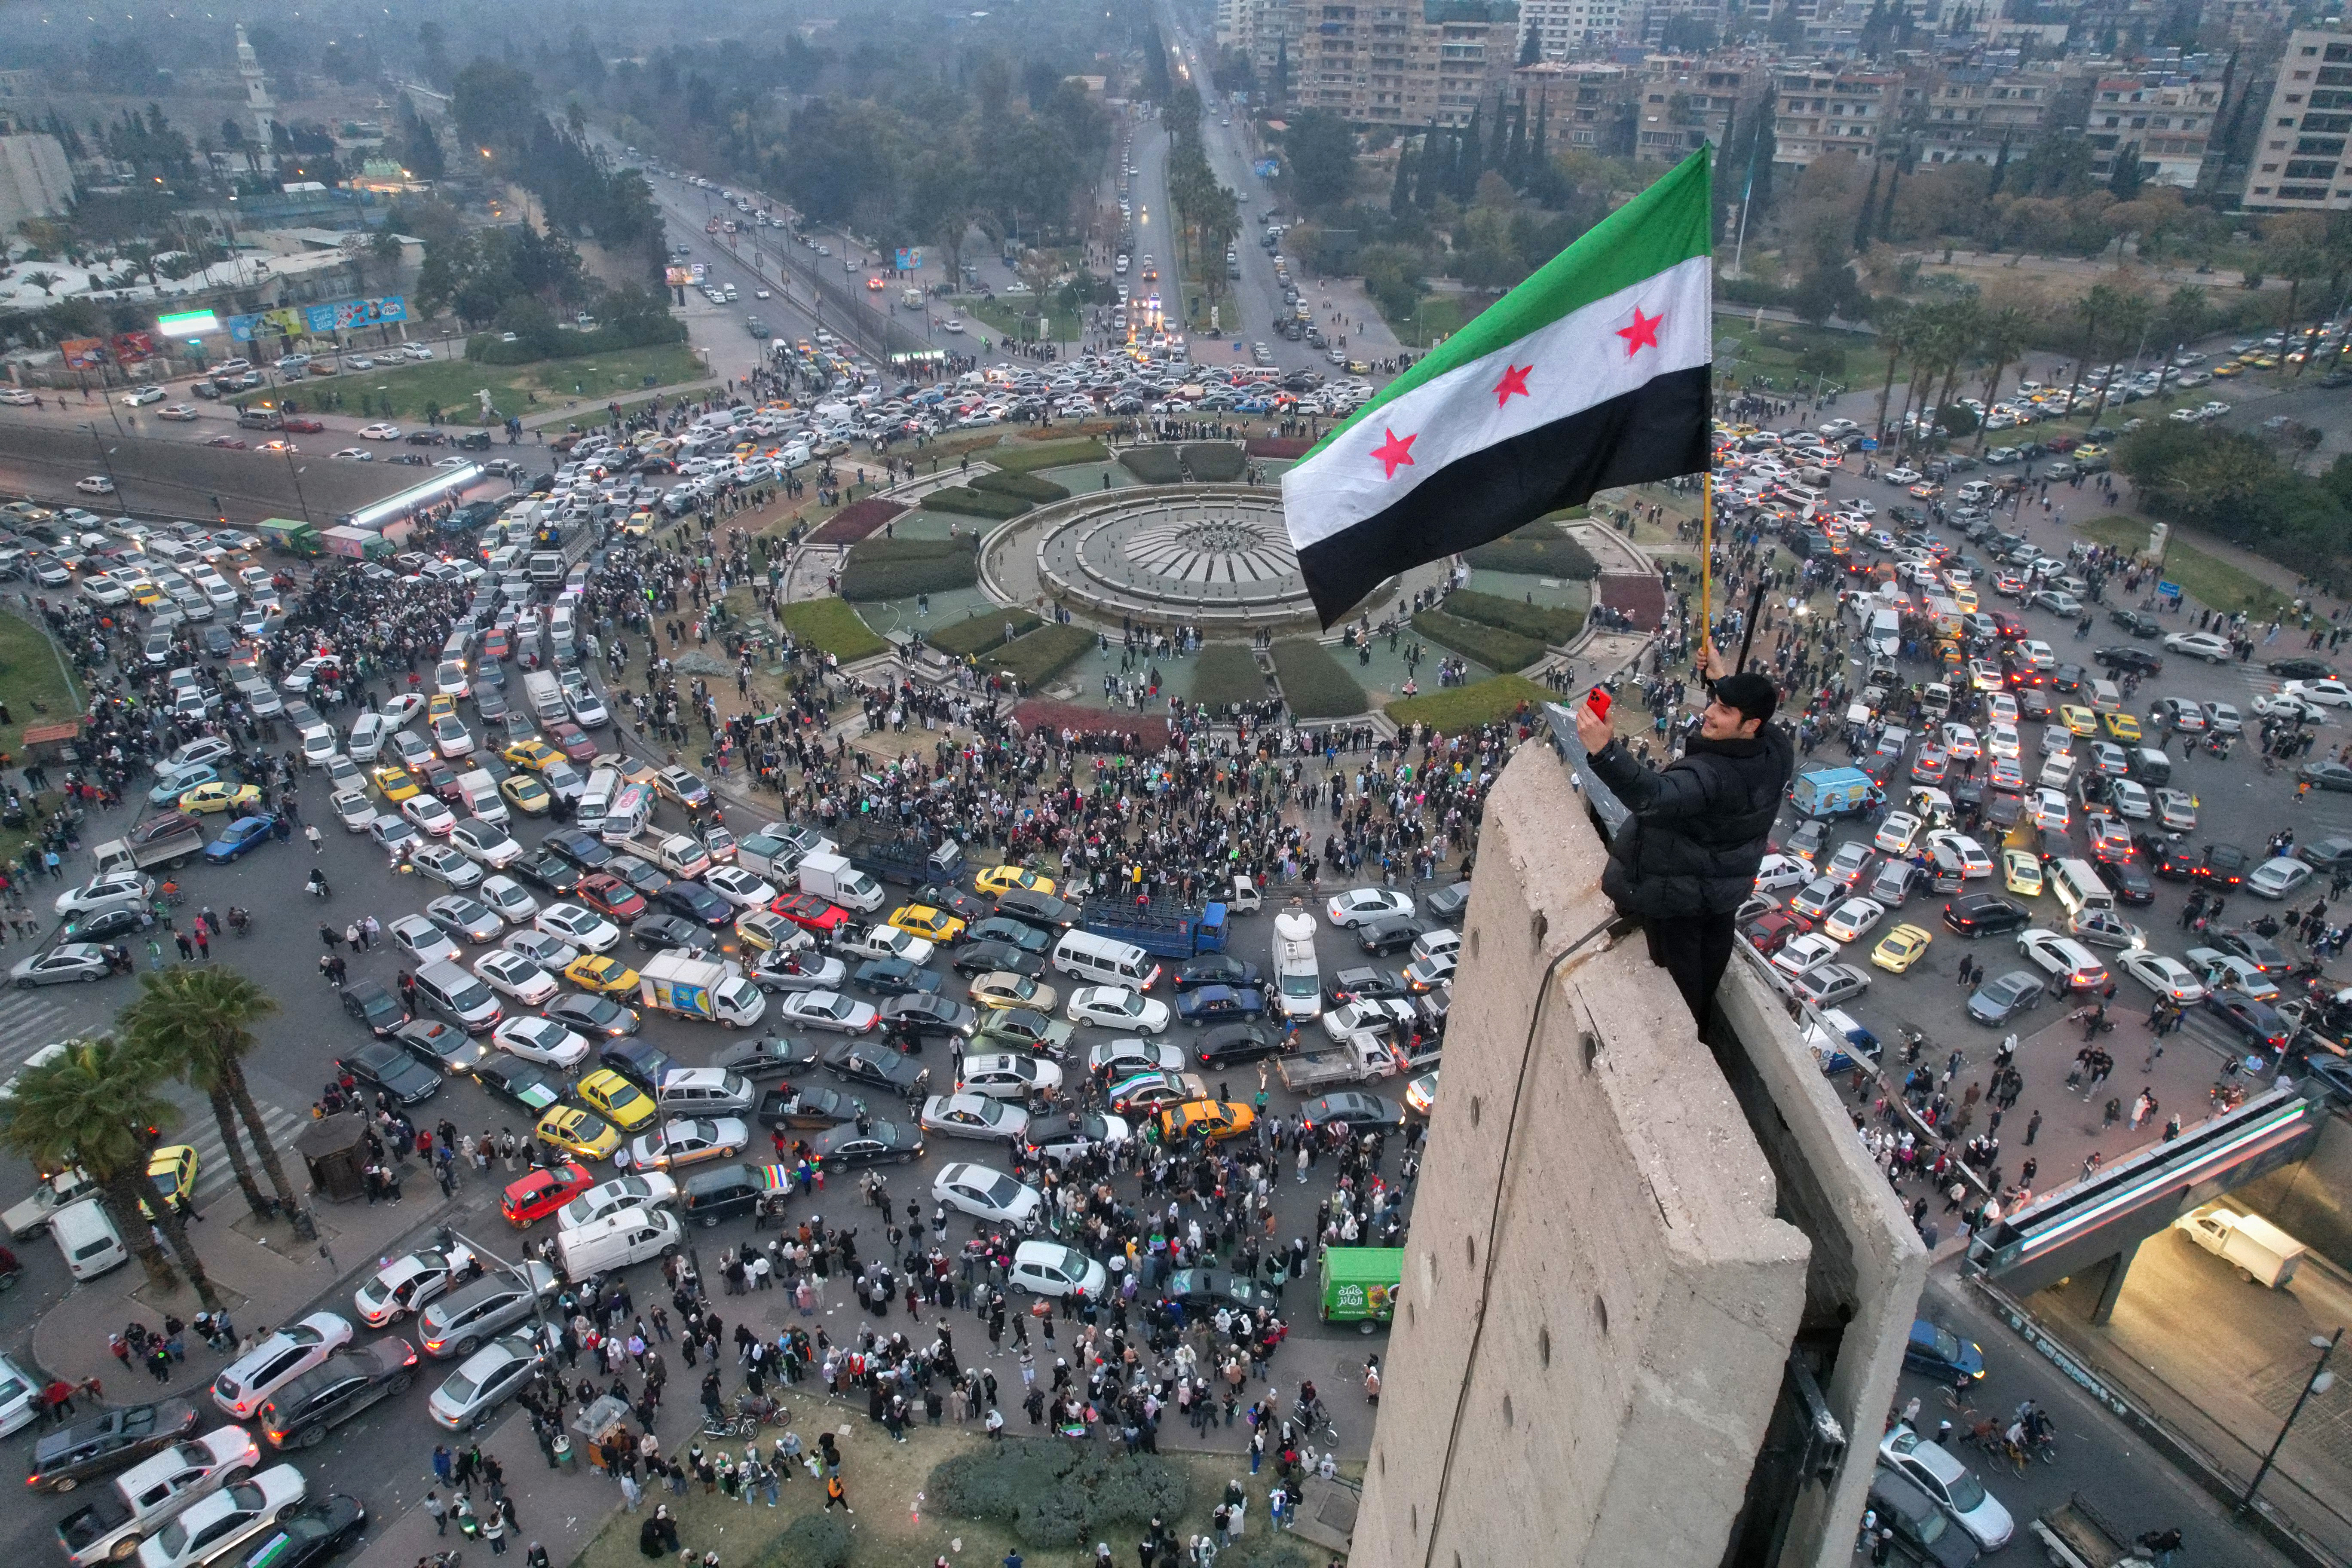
[1296,363,1711,626]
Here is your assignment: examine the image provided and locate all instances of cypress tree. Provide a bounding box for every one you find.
[1853,161,1881,251]
[1878,166,1902,242]
[1988,132,2011,195]
[1390,135,1415,214]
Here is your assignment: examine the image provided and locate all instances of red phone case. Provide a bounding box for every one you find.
[1586,687,1611,721]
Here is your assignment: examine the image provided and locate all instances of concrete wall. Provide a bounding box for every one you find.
[1349,744,1814,1568]
[2235,1109,2352,1268]
[0,133,73,233]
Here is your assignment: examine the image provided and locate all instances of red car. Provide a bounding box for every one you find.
[481,629,511,662]
[547,722,597,763]
[770,891,848,934]
[279,416,325,434]
[203,435,248,449]
[416,757,462,802]
[576,872,647,921]
[1742,911,1811,956]
[501,1162,594,1228]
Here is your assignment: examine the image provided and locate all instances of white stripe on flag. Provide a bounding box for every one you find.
[1284,254,1711,551]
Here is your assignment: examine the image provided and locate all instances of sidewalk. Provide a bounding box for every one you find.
[346,1403,620,1568]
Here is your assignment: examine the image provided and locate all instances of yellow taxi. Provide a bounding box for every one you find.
[734,908,797,952]
[2101,710,2142,743]
[1158,1101,1258,1142]
[2003,848,2044,897]
[889,904,966,945]
[575,1069,658,1132]
[621,511,654,538]
[502,774,552,815]
[969,972,1058,1013]
[565,955,641,995]
[2073,444,2107,462]
[1951,585,1979,613]
[534,1105,621,1161]
[974,865,1056,897]
[371,765,421,803]
[427,692,458,722]
[178,781,262,815]
[503,738,562,772]
[1869,925,1933,974]
[2212,361,2243,378]
[130,581,165,608]
[2059,704,2100,737]
[138,1144,200,1219]
[2245,355,2279,370]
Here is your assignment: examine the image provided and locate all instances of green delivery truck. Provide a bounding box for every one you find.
[1319,1246,1403,1326]
[256,518,322,558]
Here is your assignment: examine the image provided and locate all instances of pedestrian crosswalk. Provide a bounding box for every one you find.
[176,1099,308,1206]
[0,986,105,1071]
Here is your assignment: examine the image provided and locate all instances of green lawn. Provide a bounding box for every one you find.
[964,296,1082,346]
[235,342,709,426]
[1713,316,1888,399]
[780,597,889,662]
[989,437,1109,473]
[0,612,80,870]
[1271,640,1369,719]
[2074,513,2296,619]
[1387,673,1555,732]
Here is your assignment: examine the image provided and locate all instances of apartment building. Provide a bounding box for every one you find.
[2084,74,2220,188]
[1628,58,1759,162]
[1300,0,1518,126]
[1905,64,2052,165]
[2245,29,2352,209]
[1519,0,1635,58]
[1773,66,1899,166]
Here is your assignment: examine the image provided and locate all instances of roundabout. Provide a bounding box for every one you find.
[1017,485,1325,627]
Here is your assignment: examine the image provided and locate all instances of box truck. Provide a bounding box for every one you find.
[2174,1202,2305,1288]
[638,951,768,1028]
[798,850,882,912]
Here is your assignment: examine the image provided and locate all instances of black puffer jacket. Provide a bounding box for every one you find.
[1588,723,1796,918]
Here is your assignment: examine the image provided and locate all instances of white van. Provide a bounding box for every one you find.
[456,770,507,826]
[2038,752,2079,792]
[298,722,339,769]
[655,1068,757,1117]
[2049,858,2115,919]
[50,1197,127,1280]
[346,712,388,762]
[554,1207,682,1280]
[1052,930,1161,991]
[576,768,620,837]
[601,784,654,845]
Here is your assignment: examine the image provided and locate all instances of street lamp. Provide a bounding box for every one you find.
[77,424,127,514]
[282,450,311,522]
[2241,1328,2342,1514]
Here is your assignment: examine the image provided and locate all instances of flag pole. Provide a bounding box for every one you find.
[1700,470,1714,659]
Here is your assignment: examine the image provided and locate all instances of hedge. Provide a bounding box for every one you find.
[1216,1537,1320,1568]
[1413,608,1544,671]
[929,608,1042,658]
[992,436,1109,472]
[839,536,980,600]
[807,496,906,546]
[1441,587,1583,645]
[1182,441,1248,481]
[779,597,888,662]
[1191,642,1267,707]
[928,1439,1190,1547]
[917,486,1033,521]
[986,622,1096,688]
[972,468,1071,503]
[462,313,687,365]
[1462,525,1601,579]
[749,1513,850,1568]
[1118,446,1186,484]
[1271,639,1369,718]
[1386,673,1555,732]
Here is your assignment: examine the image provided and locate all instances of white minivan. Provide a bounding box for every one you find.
[554,1207,682,1280]
[346,711,388,762]
[1051,930,1161,991]
[50,1197,127,1280]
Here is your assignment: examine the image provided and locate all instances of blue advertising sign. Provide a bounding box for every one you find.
[1253,159,1279,179]
[894,247,922,272]
[305,294,407,332]
[2158,581,2182,600]
[1859,438,1879,450]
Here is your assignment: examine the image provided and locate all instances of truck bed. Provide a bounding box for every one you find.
[2030,1494,2151,1568]
[57,1492,135,1552]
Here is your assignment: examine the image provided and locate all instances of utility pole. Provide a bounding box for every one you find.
[2241,1328,2342,1515]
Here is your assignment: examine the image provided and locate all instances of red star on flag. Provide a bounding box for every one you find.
[1616,307,1664,357]
[1369,428,1417,480]
[1493,364,1532,407]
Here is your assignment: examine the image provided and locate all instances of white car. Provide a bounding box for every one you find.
[1872,812,1922,855]
[1084,1038,1187,1080]
[493,1015,591,1068]
[2285,678,2352,708]
[2249,856,2315,900]
[958,1051,1065,1100]
[1770,931,1840,979]
[1326,887,1415,927]
[355,1244,476,1326]
[1753,853,1813,891]
[2254,690,2328,723]
[409,843,483,890]
[428,1333,545,1431]
[2120,950,2207,1004]
[780,989,879,1033]
[402,343,435,361]
[330,447,373,461]
[2107,778,2152,820]
[1931,832,1994,878]
[2163,631,2233,663]
[700,865,777,909]
[932,1161,1044,1227]
[402,795,457,836]
[536,902,620,953]
[478,875,541,923]
[1939,723,1980,760]
[451,819,524,868]
[156,403,199,421]
[121,385,166,406]
[559,1173,680,1230]
[1065,985,1171,1033]
[1822,897,1886,944]
[474,949,560,1006]
[358,423,402,440]
[920,1092,1030,1142]
[389,913,461,968]
[431,714,474,759]
[1984,723,2021,761]
[1877,1424,2014,1552]
[2017,928,2108,991]
[135,1466,308,1568]
[75,475,115,495]
[1009,1238,1106,1298]
[331,788,377,831]
[504,928,580,970]
[210,1311,354,1417]
[628,1116,748,1171]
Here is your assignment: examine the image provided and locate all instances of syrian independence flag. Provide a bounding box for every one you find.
[1281,146,1713,626]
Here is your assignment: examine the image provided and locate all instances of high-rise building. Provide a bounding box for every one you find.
[1518,0,1635,59]
[2245,29,2352,209]
[1299,0,1519,126]
[1772,65,1900,167]
[2085,74,2221,188]
[1905,64,2054,167]
[236,23,277,153]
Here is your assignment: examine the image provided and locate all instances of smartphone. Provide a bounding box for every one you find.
[1586,685,1612,722]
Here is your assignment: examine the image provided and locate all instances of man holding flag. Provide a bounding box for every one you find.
[1279,145,1788,1033]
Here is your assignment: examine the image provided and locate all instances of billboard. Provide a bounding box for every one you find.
[156,309,219,338]
[306,294,406,332]
[226,307,312,343]
[113,331,159,364]
[665,266,696,288]
[59,338,106,370]
[894,247,922,272]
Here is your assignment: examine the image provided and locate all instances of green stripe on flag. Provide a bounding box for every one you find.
[1305,144,1714,462]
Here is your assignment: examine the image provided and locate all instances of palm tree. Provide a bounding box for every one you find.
[0,1036,221,1307]
[118,966,309,1235]
[22,270,61,297]
[1871,301,1914,444]
[1971,305,2035,452]
[2083,290,2153,430]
